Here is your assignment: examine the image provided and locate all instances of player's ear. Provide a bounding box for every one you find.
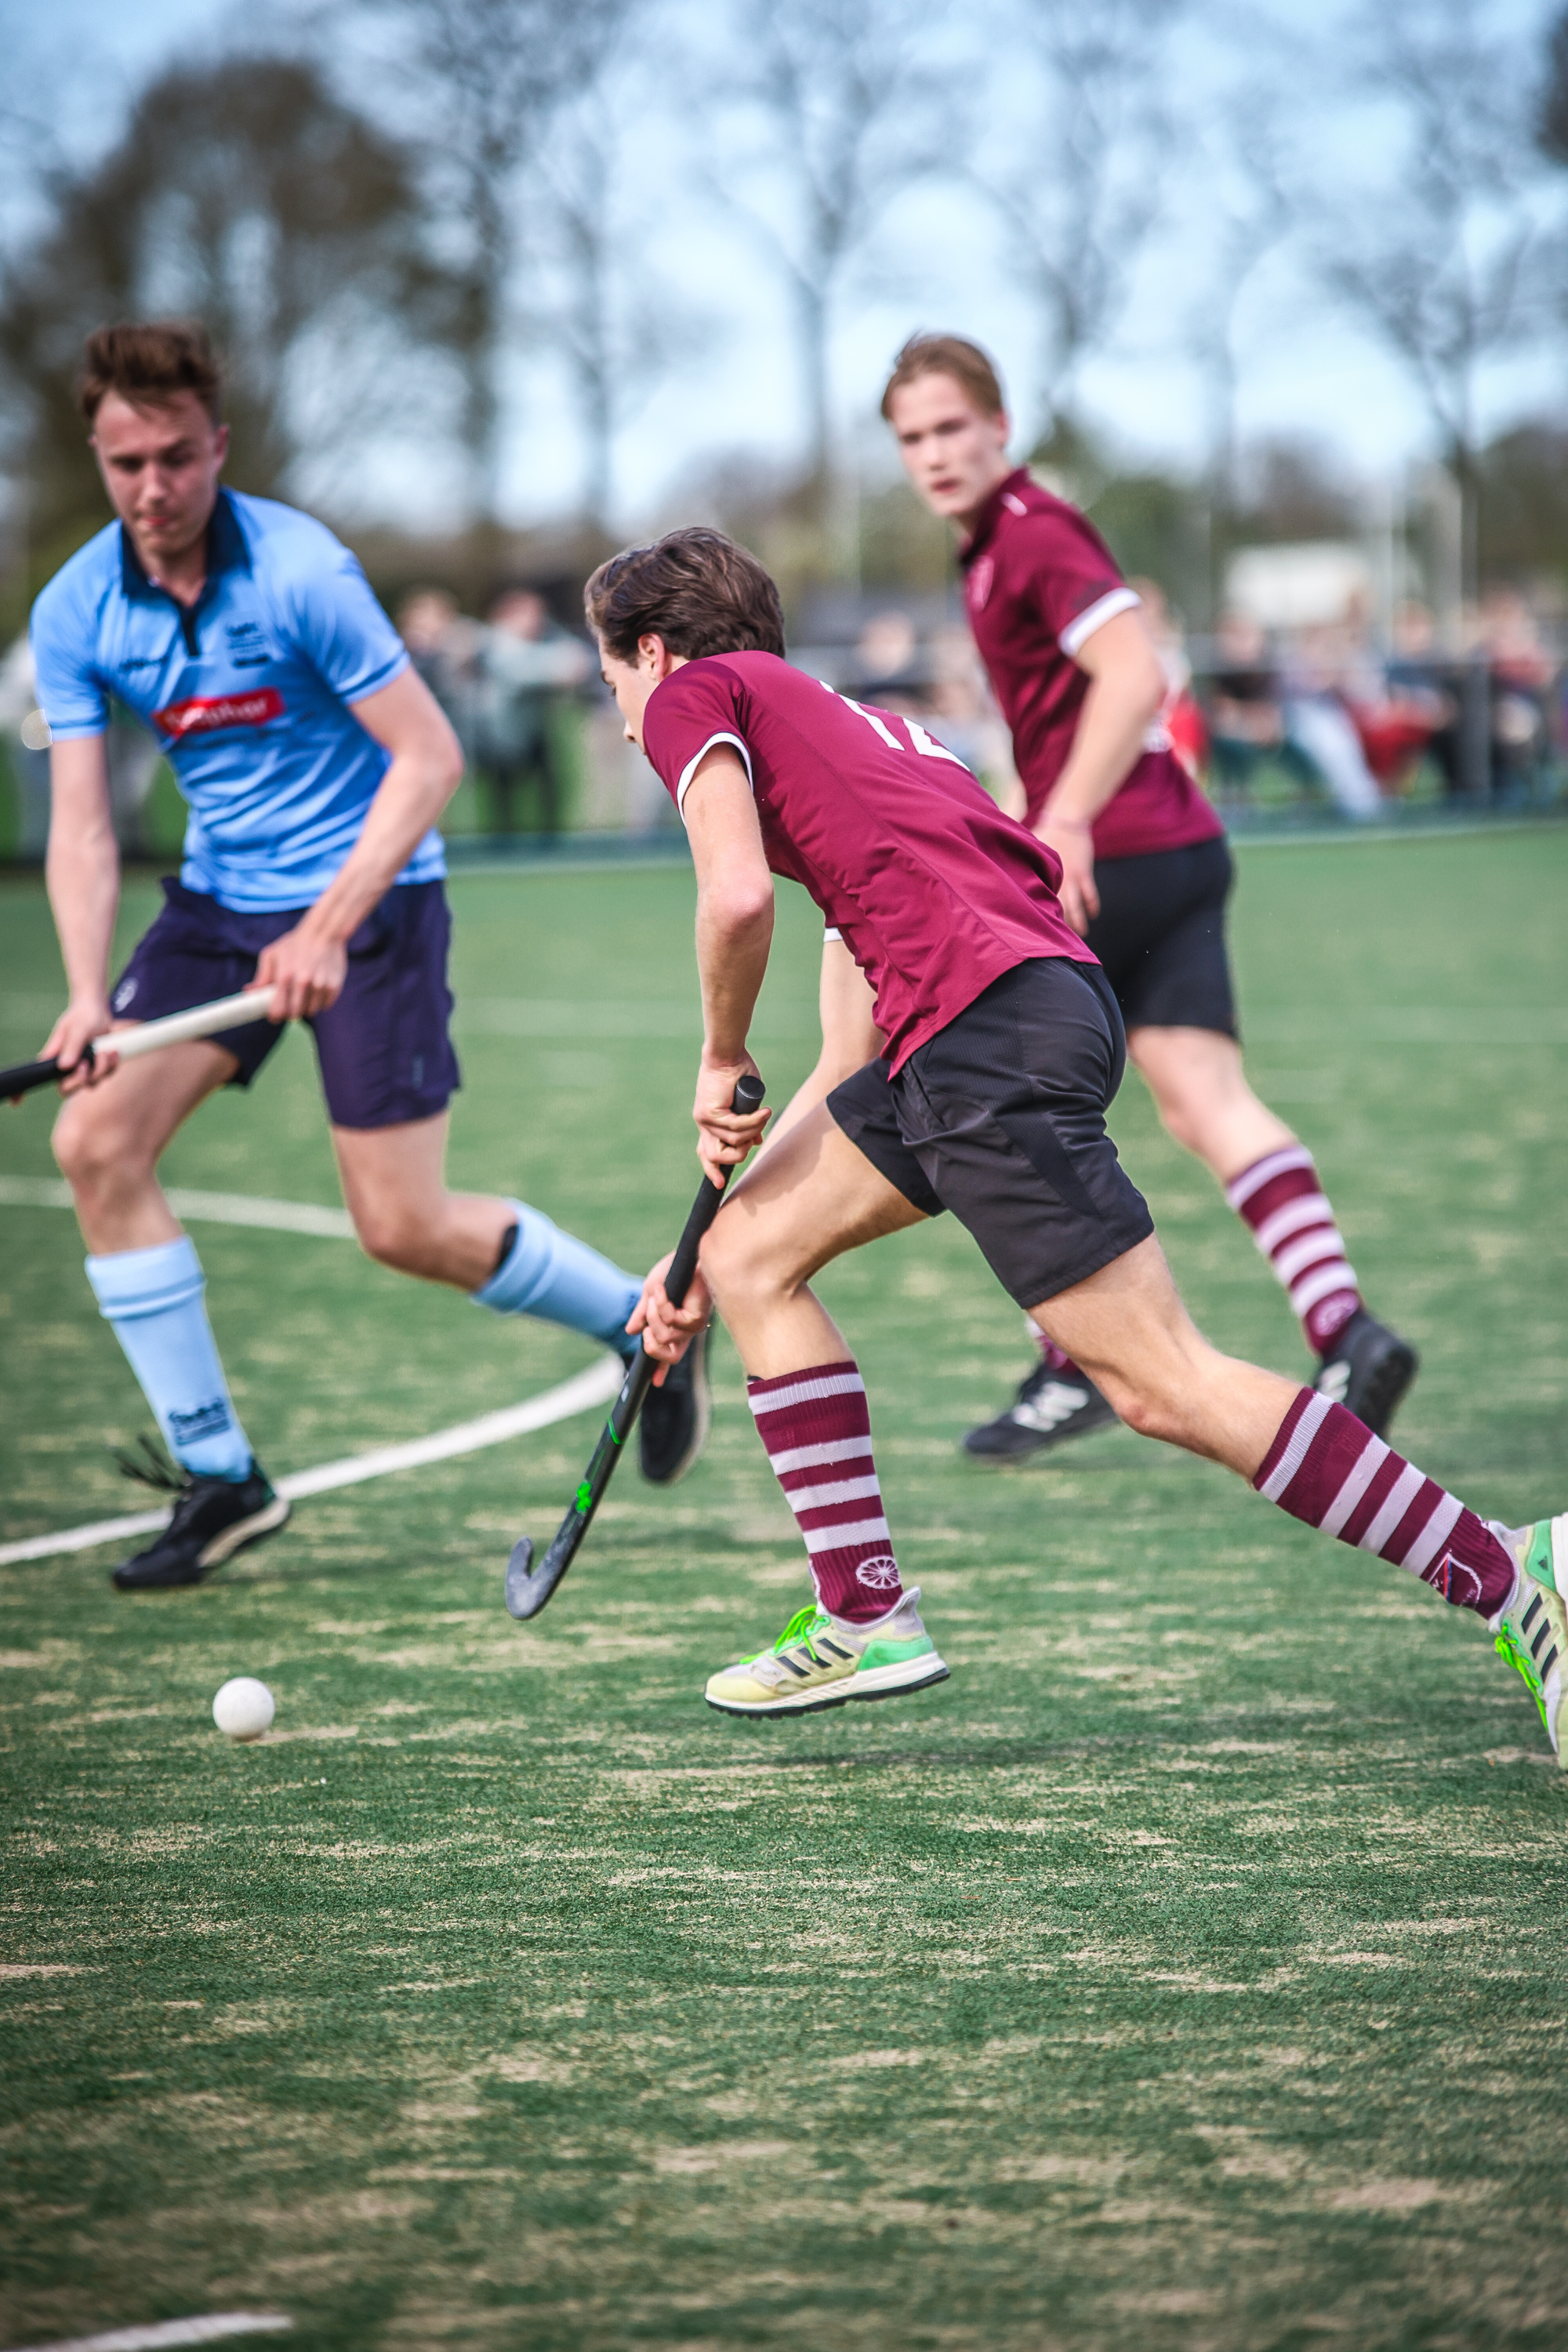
[212,422,230,469]
[637,632,671,677]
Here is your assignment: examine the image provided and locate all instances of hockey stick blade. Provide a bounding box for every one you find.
[504,1072,766,1621]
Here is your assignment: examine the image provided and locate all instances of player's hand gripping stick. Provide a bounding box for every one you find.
[1,987,281,1102]
[504,1072,767,1622]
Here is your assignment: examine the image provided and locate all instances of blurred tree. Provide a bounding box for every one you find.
[528,74,709,530]
[1539,2,1568,159]
[1478,417,1568,586]
[0,53,445,600]
[346,0,628,522]
[691,0,948,540]
[975,0,1186,437]
[1302,1,1551,615]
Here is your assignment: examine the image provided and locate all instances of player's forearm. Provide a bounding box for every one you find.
[696,891,774,1064]
[45,760,120,1011]
[1043,668,1163,830]
[297,753,458,946]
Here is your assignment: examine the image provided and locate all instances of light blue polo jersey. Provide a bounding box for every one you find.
[31,488,443,910]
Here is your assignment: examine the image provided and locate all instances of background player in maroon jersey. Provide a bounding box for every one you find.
[574,526,1561,1760]
[880,335,1416,1462]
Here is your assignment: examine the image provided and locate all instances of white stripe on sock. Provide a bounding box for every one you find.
[1258,1391,1334,1502]
[1253,1193,1334,1256]
[1290,1261,1359,1318]
[767,1435,876,1475]
[1359,1461,1427,1555]
[782,1473,885,1511]
[1400,1490,1464,1578]
[1319,1433,1389,1537]
[800,1515,891,1555]
[749,1371,865,1417]
[1225,1145,1316,1212]
[1275,1227,1348,1287]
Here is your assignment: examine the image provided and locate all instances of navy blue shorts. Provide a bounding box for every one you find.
[110,878,461,1131]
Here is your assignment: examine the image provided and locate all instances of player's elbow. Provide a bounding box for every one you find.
[707,878,775,940]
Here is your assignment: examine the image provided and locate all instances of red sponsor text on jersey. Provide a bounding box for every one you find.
[960,468,1222,862]
[152,687,286,739]
[641,651,1094,1073]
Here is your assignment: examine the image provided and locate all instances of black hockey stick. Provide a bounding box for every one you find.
[504,1071,767,1622]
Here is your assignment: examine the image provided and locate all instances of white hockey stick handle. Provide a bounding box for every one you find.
[93,986,281,1065]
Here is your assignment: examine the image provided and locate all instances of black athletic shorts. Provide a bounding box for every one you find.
[826,957,1154,1308]
[1085,834,1238,1039]
[110,877,461,1130]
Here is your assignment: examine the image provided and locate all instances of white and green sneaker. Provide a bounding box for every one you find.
[1490,1515,1568,1764]
[705,1586,949,1719]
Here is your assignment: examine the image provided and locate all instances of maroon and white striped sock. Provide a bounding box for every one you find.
[747,1360,905,1624]
[1033,1327,1086,1380]
[1226,1146,1363,1356]
[1254,1388,1515,1616]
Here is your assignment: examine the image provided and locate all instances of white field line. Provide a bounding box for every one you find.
[0,1353,623,1568]
[9,2318,292,2351]
[0,1174,356,1239]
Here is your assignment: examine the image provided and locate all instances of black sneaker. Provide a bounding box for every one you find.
[637,1325,712,1485]
[1312,1309,1418,1436]
[962,1358,1120,1461]
[111,1452,289,1590]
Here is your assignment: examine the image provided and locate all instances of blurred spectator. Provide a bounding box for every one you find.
[1383,600,1461,792]
[1481,588,1553,802]
[396,588,473,741]
[845,607,921,705]
[0,633,51,856]
[1278,618,1384,818]
[470,586,591,839]
[1206,612,1289,796]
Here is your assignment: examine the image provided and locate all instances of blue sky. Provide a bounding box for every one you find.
[7,0,1562,531]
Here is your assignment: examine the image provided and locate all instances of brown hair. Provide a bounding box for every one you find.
[880,332,1006,422]
[586,528,786,662]
[78,321,223,426]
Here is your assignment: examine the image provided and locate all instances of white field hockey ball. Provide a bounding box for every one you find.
[212,1676,275,1741]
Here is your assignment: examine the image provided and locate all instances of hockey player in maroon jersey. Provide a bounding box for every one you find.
[880,334,1416,1461]
[575,524,1561,1760]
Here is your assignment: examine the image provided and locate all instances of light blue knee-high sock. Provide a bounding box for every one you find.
[85,1237,253,1480]
[472,1200,640,1354]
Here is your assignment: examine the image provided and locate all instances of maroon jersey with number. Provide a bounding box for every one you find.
[641,650,1094,1073]
[962,467,1223,862]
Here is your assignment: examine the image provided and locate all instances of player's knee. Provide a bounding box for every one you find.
[52,1100,144,1195]
[353,1203,424,1272]
[699,1214,788,1313]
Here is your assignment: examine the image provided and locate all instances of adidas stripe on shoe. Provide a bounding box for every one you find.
[1491,1514,1568,1765]
[705,1586,949,1719]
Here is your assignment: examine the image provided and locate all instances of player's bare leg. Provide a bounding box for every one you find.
[53,1033,236,1254]
[1127,1025,1417,1432]
[670,1105,946,1715]
[673,1112,1549,1751]
[52,1036,288,1586]
[331,1112,514,1289]
[333,1111,706,1485]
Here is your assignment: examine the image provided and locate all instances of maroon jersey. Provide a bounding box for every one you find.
[961,467,1223,862]
[641,650,1094,1073]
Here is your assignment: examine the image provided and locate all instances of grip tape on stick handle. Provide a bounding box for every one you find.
[0,986,280,1102]
[662,1071,768,1306]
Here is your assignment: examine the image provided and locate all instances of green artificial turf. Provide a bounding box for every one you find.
[2,833,1567,2351]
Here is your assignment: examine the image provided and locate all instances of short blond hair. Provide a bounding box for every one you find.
[880,333,1005,422]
